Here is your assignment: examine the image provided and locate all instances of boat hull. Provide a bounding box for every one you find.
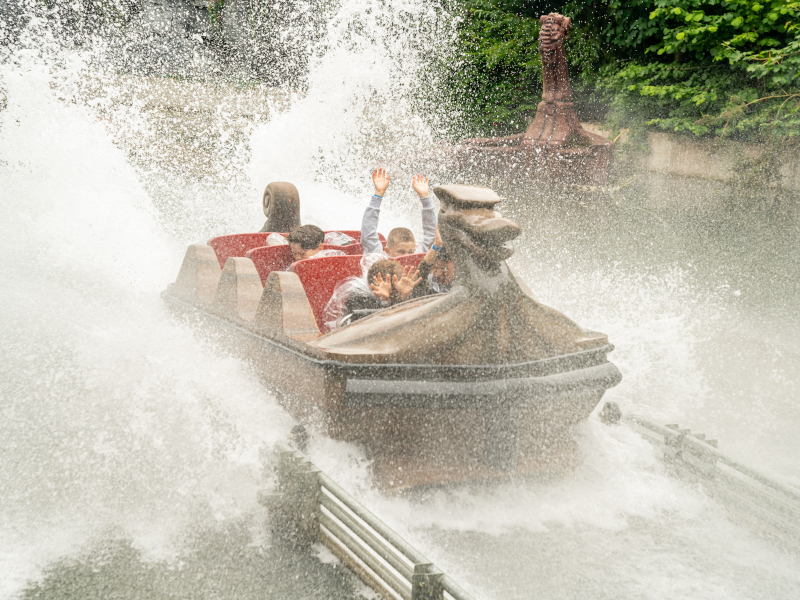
[163,290,621,489]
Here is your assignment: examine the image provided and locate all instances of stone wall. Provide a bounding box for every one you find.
[640,133,799,213]
[582,124,799,212]
[646,132,800,192]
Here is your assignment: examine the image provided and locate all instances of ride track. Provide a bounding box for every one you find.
[262,407,800,600]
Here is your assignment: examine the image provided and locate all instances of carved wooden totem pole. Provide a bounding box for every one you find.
[539,14,573,104]
[522,14,599,151]
[431,13,614,187]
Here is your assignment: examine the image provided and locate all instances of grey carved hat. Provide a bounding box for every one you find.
[433,185,502,209]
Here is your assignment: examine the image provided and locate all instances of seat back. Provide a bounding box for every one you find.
[331,242,363,256]
[391,253,425,270]
[245,245,293,283]
[292,255,364,327]
[325,230,386,243]
[209,232,375,269]
[208,233,274,269]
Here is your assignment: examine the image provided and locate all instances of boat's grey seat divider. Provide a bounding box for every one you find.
[621,410,800,550]
[259,442,477,600]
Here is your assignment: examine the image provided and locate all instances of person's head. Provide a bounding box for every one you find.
[386,227,416,257]
[367,259,403,295]
[430,247,455,287]
[286,225,324,261]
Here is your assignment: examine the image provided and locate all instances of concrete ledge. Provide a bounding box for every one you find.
[646,132,800,192]
[581,122,626,144]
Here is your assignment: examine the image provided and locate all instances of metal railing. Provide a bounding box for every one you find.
[623,411,800,550]
[259,442,477,600]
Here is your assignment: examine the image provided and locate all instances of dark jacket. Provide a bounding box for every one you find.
[340,291,385,326]
[411,260,452,298]
[344,291,383,313]
[342,262,451,325]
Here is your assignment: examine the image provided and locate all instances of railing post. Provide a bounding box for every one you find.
[681,434,720,480]
[260,442,477,599]
[662,425,719,481]
[412,563,444,600]
[268,448,321,549]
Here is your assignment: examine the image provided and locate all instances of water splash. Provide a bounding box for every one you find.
[0,19,294,596]
[247,0,457,232]
[0,0,459,593]
[2,1,800,598]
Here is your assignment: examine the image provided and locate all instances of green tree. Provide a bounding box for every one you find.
[447,0,800,140]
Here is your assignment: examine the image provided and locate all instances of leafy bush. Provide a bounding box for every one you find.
[448,0,800,140]
[647,0,799,78]
[604,0,800,138]
[447,0,603,137]
[597,60,800,138]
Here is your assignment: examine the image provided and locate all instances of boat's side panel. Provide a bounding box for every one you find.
[341,361,621,409]
[250,343,346,434]
[162,290,347,435]
[162,289,620,488]
[325,370,612,485]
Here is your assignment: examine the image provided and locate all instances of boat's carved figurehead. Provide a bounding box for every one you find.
[259,181,302,233]
[435,184,521,286]
[308,185,609,365]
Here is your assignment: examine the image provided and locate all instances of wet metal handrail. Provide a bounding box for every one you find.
[623,412,800,550]
[259,442,477,600]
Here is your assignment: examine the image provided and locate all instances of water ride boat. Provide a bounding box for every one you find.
[162,182,622,489]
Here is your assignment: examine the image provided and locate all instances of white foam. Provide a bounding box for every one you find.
[0,25,293,597]
[2,2,800,598]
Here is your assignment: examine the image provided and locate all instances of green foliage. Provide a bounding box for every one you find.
[448,0,542,136]
[562,0,660,55]
[733,22,800,87]
[208,0,224,25]
[645,0,800,85]
[599,0,800,138]
[447,0,800,140]
[647,1,799,57]
[596,60,800,138]
[448,0,604,137]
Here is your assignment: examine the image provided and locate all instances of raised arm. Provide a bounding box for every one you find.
[412,174,437,251]
[361,169,390,254]
[423,225,443,264]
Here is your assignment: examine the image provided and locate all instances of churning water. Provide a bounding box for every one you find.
[2,1,800,598]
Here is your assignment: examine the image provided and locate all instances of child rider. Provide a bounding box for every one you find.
[360,169,437,257]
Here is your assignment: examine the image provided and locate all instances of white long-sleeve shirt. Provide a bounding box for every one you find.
[360,195,438,254]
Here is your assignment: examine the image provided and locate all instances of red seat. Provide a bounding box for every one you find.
[333,243,363,256]
[245,245,293,283]
[326,230,386,243]
[245,244,365,284]
[292,255,364,327]
[209,232,368,269]
[391,253,425,270]
[208,233,279,269]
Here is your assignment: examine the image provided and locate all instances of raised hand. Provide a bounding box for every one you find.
[433,225,443,248]
[412,174,429,199]
[424,225,444,264]
[369,272,392,301]
[393,266,422,300]
[372,168,390,197]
